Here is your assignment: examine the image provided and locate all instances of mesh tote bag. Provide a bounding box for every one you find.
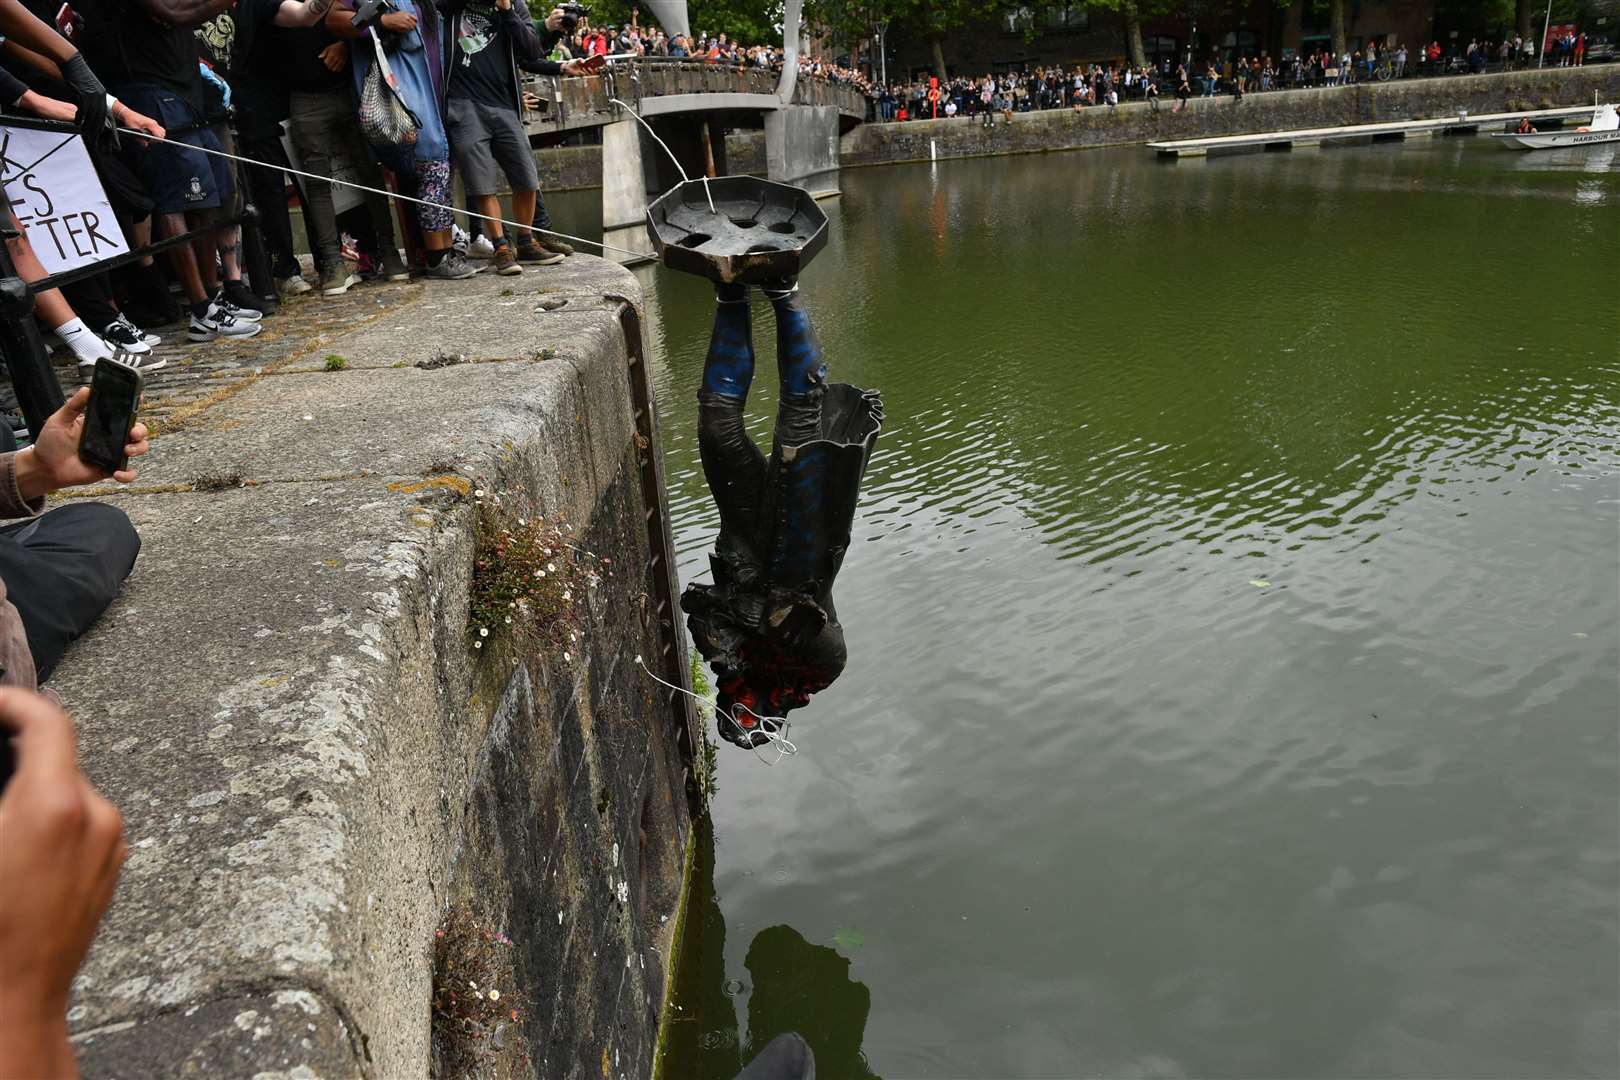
[357,26,421,150]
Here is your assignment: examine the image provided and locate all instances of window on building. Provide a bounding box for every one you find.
[1143,34,1179,65]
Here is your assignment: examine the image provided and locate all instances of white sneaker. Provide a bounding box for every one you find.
[278,273,314,297]
[189,303,263,341]
[469,234,496,259]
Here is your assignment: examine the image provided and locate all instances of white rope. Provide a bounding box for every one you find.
[606,98,716,215]
[115,125,651,260]
[634,655,798,766]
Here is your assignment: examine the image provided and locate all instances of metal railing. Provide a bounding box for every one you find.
[520,59,869,135]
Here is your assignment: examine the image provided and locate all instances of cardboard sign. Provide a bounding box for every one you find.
[281,120,365,215]
[0,124,129,274]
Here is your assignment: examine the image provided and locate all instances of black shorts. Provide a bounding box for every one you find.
[116,84,233,214]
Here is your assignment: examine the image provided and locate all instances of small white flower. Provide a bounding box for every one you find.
[488,989,500,1002]
[474,489,485,499]
[479,627,489,638]
[504,616,512,624]
[534,569,543,578]
[564,652,572,662]
[562,590,572,601]
[547,563,557,573]
[474,640,483,649]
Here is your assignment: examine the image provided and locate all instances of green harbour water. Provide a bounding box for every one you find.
[564,136,1619,1078]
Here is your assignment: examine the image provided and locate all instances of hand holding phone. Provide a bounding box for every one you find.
[77,359,143,475]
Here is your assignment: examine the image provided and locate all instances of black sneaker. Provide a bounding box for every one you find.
[102,318,153,354]
[216,282,264,321]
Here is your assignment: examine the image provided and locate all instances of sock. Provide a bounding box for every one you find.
[55,318,113,363]
[192,300,212,320]
[714,281,747,304]
[492,235,510,250]
[427,249,448,267]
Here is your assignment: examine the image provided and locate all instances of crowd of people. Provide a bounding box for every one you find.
[871,32,1599,123]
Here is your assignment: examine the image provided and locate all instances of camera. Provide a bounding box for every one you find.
[558,2,588,31]
[350,0,396,32]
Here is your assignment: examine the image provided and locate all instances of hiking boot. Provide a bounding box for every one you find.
[188,303,264,342]
[380,252,412,282]
[321,270,360,297]
[516,241,565,265]
[215,281,264,321]
[492,246,522,276]
[101,316,154,354]
[537,235,574,257]
[425,251,479,280]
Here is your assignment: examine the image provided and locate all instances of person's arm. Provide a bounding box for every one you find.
[0,688,127,1080]
[326,0,412,40]
[272,0,337,29]
[493,0,542,64]
[128,0,233,28]
[0,38,60,81]
[10,388,151,503]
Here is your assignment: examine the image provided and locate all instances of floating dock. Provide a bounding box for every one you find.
[1148,105,1598,158]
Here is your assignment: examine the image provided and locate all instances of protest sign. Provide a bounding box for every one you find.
[0,124,129,275]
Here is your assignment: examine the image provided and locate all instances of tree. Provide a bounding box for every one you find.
[1515,0,1534,40]
[884,0,1010,77]
[1328,0,1344,55]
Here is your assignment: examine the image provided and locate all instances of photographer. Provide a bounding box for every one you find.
[0,688,127,1080]
[436,0,589,274]
[0,388,147,686]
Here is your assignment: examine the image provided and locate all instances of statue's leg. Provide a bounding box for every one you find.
[763,278,827,451]
[698,282,767,539]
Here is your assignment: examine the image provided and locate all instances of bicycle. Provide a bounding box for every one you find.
[1373,59,1396,81]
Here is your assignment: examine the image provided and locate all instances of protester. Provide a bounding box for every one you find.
[275,7,410,295]
[0,387,147,682]
[327,0,477,280]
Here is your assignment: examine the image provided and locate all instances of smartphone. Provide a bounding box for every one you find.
[78,358,142,473]
[54,2,76,39]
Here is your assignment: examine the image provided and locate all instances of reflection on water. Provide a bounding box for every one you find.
[616,134,1620,1078]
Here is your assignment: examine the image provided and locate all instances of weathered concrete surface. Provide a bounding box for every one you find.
[49,259,695,1078]
[842,66,1620,167]
[765,104,841,193]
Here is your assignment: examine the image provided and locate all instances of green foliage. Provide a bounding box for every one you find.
[322,354,347,371]
[431,905,528,1077]
[467,500,590,657]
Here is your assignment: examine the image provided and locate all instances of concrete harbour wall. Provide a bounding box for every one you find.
[532,67,1617,193]
[840,66,1620,168]
[58,261,696,1077]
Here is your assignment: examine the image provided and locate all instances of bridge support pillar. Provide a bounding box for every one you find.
[602,117,655,264]
[765,104,840,194]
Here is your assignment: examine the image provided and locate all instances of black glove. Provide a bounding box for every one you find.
[60,53,120,153]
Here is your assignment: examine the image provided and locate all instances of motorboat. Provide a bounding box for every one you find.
[1494,103,1620,150]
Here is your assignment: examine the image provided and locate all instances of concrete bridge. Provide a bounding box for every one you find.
[517,1,868,262]
[521,60,868,138]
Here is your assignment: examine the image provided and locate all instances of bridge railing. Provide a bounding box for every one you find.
[520,60,868,136]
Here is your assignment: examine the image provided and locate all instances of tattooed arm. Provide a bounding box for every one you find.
[273,0,336,28]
